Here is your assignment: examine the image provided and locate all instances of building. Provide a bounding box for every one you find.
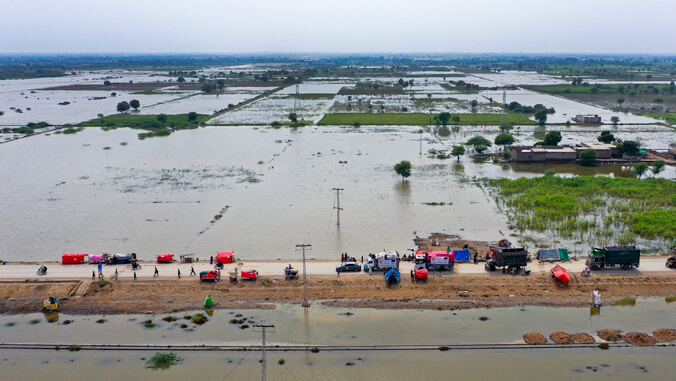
[507,143,618,162]
[573,114,602,124]
[507,146,578,162]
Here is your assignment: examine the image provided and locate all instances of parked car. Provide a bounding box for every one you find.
[336,262,362,273]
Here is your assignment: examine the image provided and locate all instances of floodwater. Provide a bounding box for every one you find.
[0,299,674,380]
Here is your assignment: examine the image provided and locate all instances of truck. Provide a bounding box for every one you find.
[364,251,399,272]
[414,251,455,271]
[485,246,529,274]
[586,246,640,270]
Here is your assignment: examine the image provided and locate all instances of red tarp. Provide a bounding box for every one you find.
[157,254,174,263]
[241,270,257,279]
[414,269,428,279]
[551,265,570,284]
[217,251,234,264]
[62,253,87,264]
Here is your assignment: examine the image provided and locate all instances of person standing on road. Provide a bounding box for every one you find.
[210,256,213,265]
[361,256,364,263]
[177,268,181,279]
[115,268,118,281]
[133,272,137,281]
[190,266,196,276]
[154,267,159,277]
[92,271,95,280]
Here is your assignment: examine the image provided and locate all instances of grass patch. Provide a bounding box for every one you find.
[79,113,209,129]
[636,112,676,125]
[338,83,405,95]
[191,313,208,325]
[146,352,180,369]
[318,113,535,126]
[486,176,676,245]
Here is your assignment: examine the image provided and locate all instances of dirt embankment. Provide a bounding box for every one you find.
[1,273,674,315]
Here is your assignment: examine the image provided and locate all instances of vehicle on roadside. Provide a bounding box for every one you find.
[586,246,640,270]
[336,262,361,273]
[485,246,529,274]
[364,251,399,272]
[665,255,676,269]
[285,264,299,279]
[414,251,454,271]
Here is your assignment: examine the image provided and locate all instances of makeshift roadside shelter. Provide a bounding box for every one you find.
[62,253,87,265]
[157,254,174,263]
[538,249,560,262]
[88,254,106,263]
[216,251,234,264]
[558,249,570,261]
[453,250,471,262]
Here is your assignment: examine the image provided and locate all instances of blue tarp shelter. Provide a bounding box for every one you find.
[453,250,471,262]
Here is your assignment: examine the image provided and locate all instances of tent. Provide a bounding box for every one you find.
[89,254,105,263]
[62,253,87,265]
[558,249,570,261]
[157,254,174,263]
[453,250,471,262]
[217,251,234,264]
[538,249,560,262]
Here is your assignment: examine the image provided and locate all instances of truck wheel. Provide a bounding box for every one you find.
[591,265,599,271]
[622,264,632,270]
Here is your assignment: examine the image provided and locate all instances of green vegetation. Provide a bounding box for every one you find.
[146,352,180,369]
[191,313,208,325]
[79,113,208,139]
[318,113,535,126]
[339,83,405,95]
[579,149,597,166]
[451,145,466,161]
[637,112,676,125]
[487,176,676,245]
[394,160,412,182]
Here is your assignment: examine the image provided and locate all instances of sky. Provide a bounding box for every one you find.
[1,0,675,54]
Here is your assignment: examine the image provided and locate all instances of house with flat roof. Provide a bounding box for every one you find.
[573,114,602,124]
[507,142,618,162]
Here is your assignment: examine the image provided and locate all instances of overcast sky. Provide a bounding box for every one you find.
[1,0,674,54]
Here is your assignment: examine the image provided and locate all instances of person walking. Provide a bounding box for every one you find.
[115,268,118,281]
[361,255,364,263]
[190,266,196,276]
[210,256,213,265]
[133,272,137,281]
[177,268,181,279]
[92,270,96,280]
[154,267,159,277]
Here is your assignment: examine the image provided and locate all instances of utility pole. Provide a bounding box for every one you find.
[419,129,423,155]
[296,244,312,308]
[332,188,343,226]
[253,324,275,381]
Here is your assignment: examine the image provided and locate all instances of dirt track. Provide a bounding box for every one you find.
[1,273,674,315]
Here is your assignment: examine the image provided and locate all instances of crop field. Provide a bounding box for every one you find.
[318,112,536,126]
[487,176,676,251]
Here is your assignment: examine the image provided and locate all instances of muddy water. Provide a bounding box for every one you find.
[1,300,675,380]
[0,126,508,262]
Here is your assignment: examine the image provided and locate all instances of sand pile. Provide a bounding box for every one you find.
[571,333,595,344]
[652,329,676,342]
[623,332,658,346]
[597,329,623,342]
[549,331,573,344]
[523,332,547,344]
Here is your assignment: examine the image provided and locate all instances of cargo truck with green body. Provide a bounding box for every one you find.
[586,245,640,270]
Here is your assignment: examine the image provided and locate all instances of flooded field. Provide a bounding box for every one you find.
[1,299,675,380]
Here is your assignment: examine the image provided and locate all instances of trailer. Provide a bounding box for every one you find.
[485,246,529,274]
[157,254,174,263]
[364,251,399,272]
[586,246,640,270]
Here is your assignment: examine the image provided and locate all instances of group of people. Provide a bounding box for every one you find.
[90,265,198,281]
[340,253,357,262]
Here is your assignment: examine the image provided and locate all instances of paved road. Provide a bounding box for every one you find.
[0,258,673,281]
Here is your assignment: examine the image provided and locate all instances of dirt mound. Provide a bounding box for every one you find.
[623,332,658,346]
[597,329,623,342]
[523,332,547,344]
[571,333,595,344]
[549,331,573,344]
[652,329,676,342]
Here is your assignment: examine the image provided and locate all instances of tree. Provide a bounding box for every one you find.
[542,131,562,146]
[288,112,298,125]
[579,149,597,166]
[129,99,140,111]
[534,108,548,124]
[633,162,649,179]
[651,160,665,177]
[623,140,641,156]
[654,97,664,104]
[177,76,186,83]
[157,114,168,124]
[466,136,492,149]
[451,145,466,161]
[494,133,515,147]
[617,98,625,107]
[116,101,130,113]
[103,80,112,86]
[394,160,412,182]
[201,83,215,93]
[610,116,620,126]
[188,112,198,122]
[438,112,451,126]
[216,79,226,90]
[470,100,479,109]
[597,131,616,144]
